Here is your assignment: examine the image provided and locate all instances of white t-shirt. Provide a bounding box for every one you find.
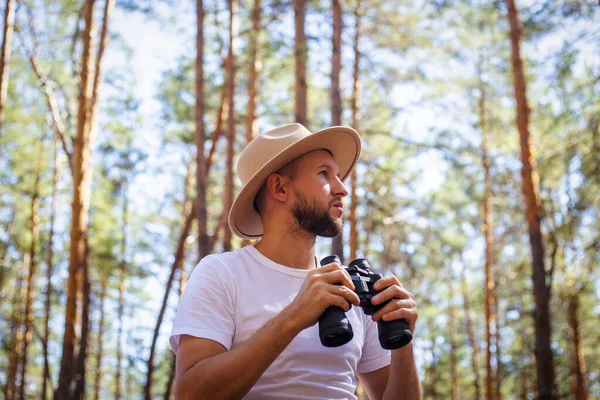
[169,245,391,399]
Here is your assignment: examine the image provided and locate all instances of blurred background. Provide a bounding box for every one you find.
[0,0,598,399]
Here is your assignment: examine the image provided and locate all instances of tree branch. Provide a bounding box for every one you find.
[17,1,74,171]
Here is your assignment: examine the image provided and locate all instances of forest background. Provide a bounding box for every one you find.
[0,0,598,399]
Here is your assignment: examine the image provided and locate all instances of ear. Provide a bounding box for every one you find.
[265,173,290,203]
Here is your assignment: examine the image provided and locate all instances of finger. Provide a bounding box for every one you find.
[321,269,355,290]
[329,285,361,307]
[371,285,413,305]
[371,299,416,321]
[380,308,418,330]
[326,292,353,312]
[373,275,402,291]
[317,261,344,272]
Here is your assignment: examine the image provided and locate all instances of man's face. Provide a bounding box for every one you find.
[287,150,349,237]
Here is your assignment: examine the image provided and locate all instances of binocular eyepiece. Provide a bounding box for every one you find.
[318,255,413,350]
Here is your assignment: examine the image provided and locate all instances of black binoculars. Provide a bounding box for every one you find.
[318,255,413,350]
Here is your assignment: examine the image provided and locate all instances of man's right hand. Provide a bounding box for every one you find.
[284,261,361,332]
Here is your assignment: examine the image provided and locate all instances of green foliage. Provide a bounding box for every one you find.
[0,0,598,398]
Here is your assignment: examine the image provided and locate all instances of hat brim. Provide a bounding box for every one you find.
[228,126,362,239]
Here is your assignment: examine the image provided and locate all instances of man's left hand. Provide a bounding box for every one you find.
[370,276,418,333]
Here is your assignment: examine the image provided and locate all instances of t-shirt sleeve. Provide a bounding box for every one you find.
[169,255,236,354]
[357,313,391,374]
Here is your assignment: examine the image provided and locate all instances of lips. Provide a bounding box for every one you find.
[332,201,344,211]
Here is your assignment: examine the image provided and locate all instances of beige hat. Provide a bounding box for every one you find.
[228,123,362,239]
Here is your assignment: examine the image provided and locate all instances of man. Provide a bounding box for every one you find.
[170,123,421,399]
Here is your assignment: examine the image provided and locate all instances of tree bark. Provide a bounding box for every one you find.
[518,319,529,400]
[89,0,114,127]
[245,0,261,145]
[195,0,209,259]
[293,0,307,126]
[144,182,194,400]
[505,0,556,397]
[460,264,482,400]
[5,256,25,400]
[43,138,60,400]
[567,294,588,400]
[0,0,16,155]
[164,262,189,400]
[427,339,440,400]
[145,163,193,399]
[330,0,345,262]
[206,82,228,171]
[56,1,97,398]
[448,282,459,400]
[349,0,362,262]
[0,210,14,291]
[115,186,129,400]
[240,0,262,248]
[222,0,238,252]
[92,276,108,400]
[163,353,177,400]
[73,242,92,400]
[18,136,44,400]
[479,77,497,400]
[23,0,75,171]
[73,1,113,392]
[28,53,74,172]
[495,290,502,400]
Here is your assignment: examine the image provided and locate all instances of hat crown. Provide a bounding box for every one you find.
[237,123,311,184]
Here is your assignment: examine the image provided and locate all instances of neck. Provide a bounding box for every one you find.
[255,223,317,270]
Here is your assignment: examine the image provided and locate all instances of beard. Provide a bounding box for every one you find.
[291,188,342,237]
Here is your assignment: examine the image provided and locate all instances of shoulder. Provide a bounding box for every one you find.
[192,247,253,280]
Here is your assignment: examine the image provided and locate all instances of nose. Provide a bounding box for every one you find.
[332,176,349,198]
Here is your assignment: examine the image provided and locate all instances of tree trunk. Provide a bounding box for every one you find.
[293,0,307,126]
[206,78,228,171]
[479,78,497,400]
[505,0,556,397]
[460,264,482,400]
[0,0,16,155]
[222,0,238,252]
[448,282,459,400]
[90,0,114,124]
[164,262,189,400]
[495,290,503,400]
[144,167,195,400]
[567,294,588,400]
[245,0,261,145]
[42,138,60,400]
[18,138,44,400]
[428,340,439,400]
[349,0,362,262]
[28,52,74,172]
[163,353,177,400]
[241,0,262,248]
[125,353,134,400]
[5,257,25,400]
[71,0,114,392]
[92,276,107,400]
[144,209,194,400]
[195,0,209,259]
[0,210,14,291]
[74,242,92,400]
[518,319,529,400]
[362,180,374,258]
[56,1,97,398]
[115,188,129,400]
[330,0,344,262]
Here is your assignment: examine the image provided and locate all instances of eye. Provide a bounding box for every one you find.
[319,170,328,176]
